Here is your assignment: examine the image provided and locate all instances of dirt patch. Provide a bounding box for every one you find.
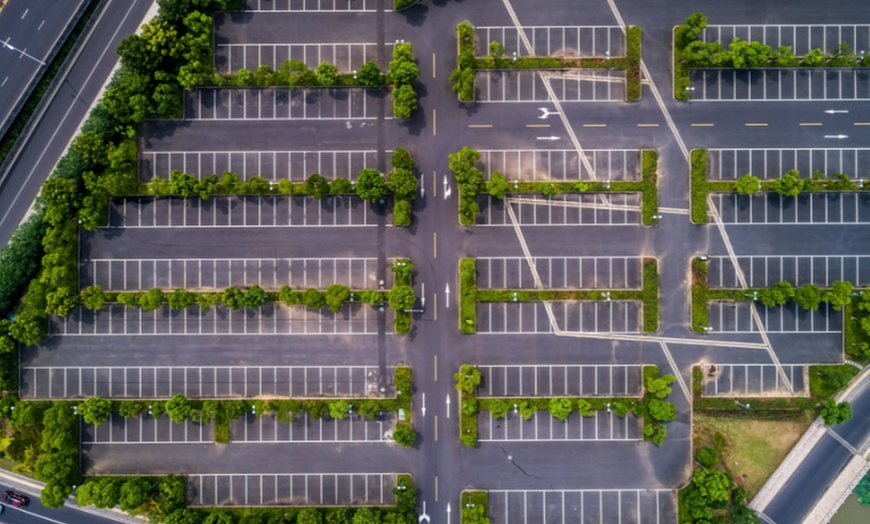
[694,413,814,498]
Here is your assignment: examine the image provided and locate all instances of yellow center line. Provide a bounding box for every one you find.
[433,232,437,258]
[435,475,439,500]
[432,170,436,198]
[432,53,436,79]
[799,122,822,126]
[854,122,870,126]
[637,123,659,127]
[526,124,550,128]
[690,123,714,127]
[434,355,438,382]
[468,124,493,128]
[433,293,437,320]
[432,109,436,136]
[434,416,439,443]
[582,123,607,128]
[745,123,768,127]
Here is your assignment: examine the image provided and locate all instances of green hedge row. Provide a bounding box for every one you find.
[690,149,708,224]
[461,490,490,524]
[691,258,709,332]
[642,259,659,332]
[641,150,659,224]
[459,259,477,334]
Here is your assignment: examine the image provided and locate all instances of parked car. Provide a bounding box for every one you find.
[1,490,29,507]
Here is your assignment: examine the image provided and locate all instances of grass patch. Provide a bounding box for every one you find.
[641,150,658,224]
[625,26,642,101]
[393,0,418,10]
[673,27,691,100]
[691,149,708,224]
[810,365,860,400]
[214,414,230,443]
[460,259,477,334]
[694,413,815,499]
[461,490,489,524]
[476,289,642,301]
[642,258,659,332]
[691,258,709,332]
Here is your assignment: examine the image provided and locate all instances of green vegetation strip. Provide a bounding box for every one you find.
[460,259,477,334]
[690,149,708,224]
[641,150,658,225]
[642,259,659,332]
[691,258,709,332]
[461,490,490,524]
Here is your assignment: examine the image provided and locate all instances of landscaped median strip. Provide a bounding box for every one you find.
[452,21,643,102]
[461,490,489,524]
[459,258,659,334]
[455,364,677,448]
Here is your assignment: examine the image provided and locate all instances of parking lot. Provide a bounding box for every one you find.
[487,489,677,524]
[107,196,382,228]
[478,149,642,182]
[477,301,642,334]
[708,255,870,288]
[473,25,625,58]
[243,0,379,12]
[21,365,390,399]
[476,256,643,290]
[84,256,380,291]
[215,42,382,75]
[478,194,642,226]
[700,363,808,397]
[83,413,212,444]
[48,303,385,337]
[230,411,393,443]
[689,68,870,101]
[188,473,397,506]
[478,410,643,442]
[710,192,870,224]
[699,24,870,57]
[477,364,644,398]
[184,88,386,120]
[707,148,870,181]
[477,70,625,103]
[140,149,382,182]
[707,301,839,334]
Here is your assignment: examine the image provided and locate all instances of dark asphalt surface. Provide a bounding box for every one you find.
[0,479,127,524]
[0,0,87,136]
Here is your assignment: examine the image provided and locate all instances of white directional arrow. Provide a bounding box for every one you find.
[824,134,849,139]
[421,174,425,198]
[445,284,450,308]
[418,501,430,523]
[421,283,426,308]
[825,109,849,114]
[538,107,560,119]
[421,393,427,417]
[446,394,451,418]
[447,503,452,524]
[536,136,561,141]
[443,175,452,199]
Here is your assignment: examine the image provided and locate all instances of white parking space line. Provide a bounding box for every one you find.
[140,150,382,181]
[108,196,380,228]
[477,69,625,103]
[85,257,380,292]
[700,24,870,57]
[487,489,675,524]
[708,254,870,288]
[48,304,387,337]
[708,148,870,181]
[230,412,390,443]
[708,301,840,334]
[215,42,382,74]
[188,472,397,507]
[477,301,642,334]
[22,365,390,399]
[700,363,808,397]
[186,88,387,121]
[712,192,870,225]
[476,256,643,290]
[478,194,642,226]
[82,413,212,444]
[477,364,644,397]
[477,149,642,182]
[690,68,870,102]
[244,0,381,12]
[478,410,643,441]
[474,26,625,58]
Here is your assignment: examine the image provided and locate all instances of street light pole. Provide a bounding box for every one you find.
[1,39,46,66]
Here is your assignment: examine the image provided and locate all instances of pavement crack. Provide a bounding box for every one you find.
[500,447,555,489]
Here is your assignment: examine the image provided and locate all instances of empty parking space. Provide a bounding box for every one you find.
[477,365,644,397]
[83,413,212,444]
[21,365,390,399]
[477,301,642,334]
[689,68,870,101]
[711,192,870,224]
[140,150,381,182]
[48,303,385,337]
[185,88,386,120]
[487,489,676,524]
[708,301,840,334]
[701,364,807,397]
[477,70,625,103]
[708,255,870,288]
[478,194,641,226]
[215,43,381,74]
[230,412,392,443]
[243,0,380,12]
[478,149,641,182]
[699,24,870,57]
[476,256,643,290]
[474,26,624,58]
[478,410,643,441]
[85,257,379,291]
[708,148,870,181]
[107,196,380,228]
[189,473,396,506]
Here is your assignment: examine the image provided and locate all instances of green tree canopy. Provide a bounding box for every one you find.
[80,397,113,425]
[356,169,389,202]
[166,394,194,423]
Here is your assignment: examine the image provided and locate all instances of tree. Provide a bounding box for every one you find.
[486,172,510,199]
[647,399,677,422]
[330,178,353,194]
[81,285,107,310]
[758,280,794,308]
[356,169,389,202]
[823,280,853,311]
[119,400,146,418]
[735,173,761,195]
[118,476,151,512]
[645,373,675,399]
[696,447,719,468]
[168,288,196,310]
[359,290,384,306]
[45,286,79,316]
[390,147,416,171]
[156,475,187,519]
[306,173,331,199]
[794,284,822,311]
[771,169,804,196]
[221,287,243,309]
[165,394,194,423]
[204,513,236,524]
[329,400,351,419]
[278,285,303,306]
[351,507,382,524]
[576,398,594,416]
[170,170,198,197]
[393,423,416,447]
[389,60,419,85]
[454,365,481,395]
[856,473,870,506]
[242,285,266,309]
[80,397,113,425]
[391,84,418,119]
[487,399,510,418]
[388,169,417,201]
[325,284,350,313]
[303,288,326,310]
[388,285,416,311]
[821,399,853,425]
[77,478,121,509]
[139,288,165,311]
[166,509,204,524]
[357,61,384,86]
[297,508,323,524]
[489,40,506,58]
[548,398,573,421]
[316,62,339,86]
